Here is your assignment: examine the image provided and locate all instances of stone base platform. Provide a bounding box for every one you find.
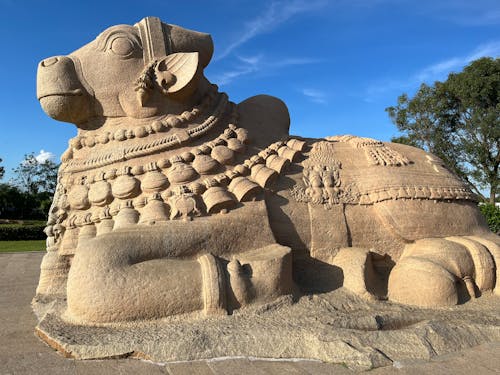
[2,252,499,374]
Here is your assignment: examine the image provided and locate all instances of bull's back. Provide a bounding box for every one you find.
[268,137,489,263]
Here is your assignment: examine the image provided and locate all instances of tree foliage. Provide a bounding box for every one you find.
[0,183,52,220]
[11,153,58,195]
[478,203,500,234]
[0,158,4,180]
[0,153,59,220]
[386,57,500,203]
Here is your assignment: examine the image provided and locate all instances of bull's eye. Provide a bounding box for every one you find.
[110,37,134,57]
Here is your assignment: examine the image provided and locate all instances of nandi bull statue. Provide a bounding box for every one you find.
[35,17,498,336]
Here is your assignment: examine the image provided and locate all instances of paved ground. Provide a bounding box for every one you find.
[0,251,499,374]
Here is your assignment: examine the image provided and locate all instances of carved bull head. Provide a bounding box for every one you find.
[37,17,214,128]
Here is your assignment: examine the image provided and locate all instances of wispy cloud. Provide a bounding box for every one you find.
[416,41,500,82]
[211,54,322,86]
[301,88,327,104]
[364,40,500,102]
[215,0,327,61]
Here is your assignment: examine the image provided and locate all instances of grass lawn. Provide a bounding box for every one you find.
[0,240,46,252]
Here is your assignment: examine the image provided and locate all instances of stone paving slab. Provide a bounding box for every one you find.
[0,251,499,374]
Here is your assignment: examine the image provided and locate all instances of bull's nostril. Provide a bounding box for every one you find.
[41,57,59,67]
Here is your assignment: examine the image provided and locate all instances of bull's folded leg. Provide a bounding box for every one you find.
[388,255,460,307]
[67,255,205,323]
[388,237,497,307]
[67,238,294,323]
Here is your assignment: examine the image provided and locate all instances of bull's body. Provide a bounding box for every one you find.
[34,17,499,324]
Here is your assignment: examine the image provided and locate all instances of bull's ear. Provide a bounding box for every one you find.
[154,52,200,100]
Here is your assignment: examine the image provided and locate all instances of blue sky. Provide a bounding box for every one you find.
[0,0,499,181]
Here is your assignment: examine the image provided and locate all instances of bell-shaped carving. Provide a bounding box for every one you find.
[67,184,90,210]
[88,180,113,206]
[139,196,169,224]
[60,226,79,255]
[112,175,140,199]
[226,138,245,153]
[265,154,289,174]
[202,186,236,214]
[96,218,114,236]
[211,145,234,165]
[114,204,139,229]
[228,176,261,202]
[192,153,219,175]
[250,164,278,189]
[167,161,198,184]
[277,146,300,162]
[141,170,169,193]
[78,222,96,242]
[287,139,306,152]
[95,207,114,235]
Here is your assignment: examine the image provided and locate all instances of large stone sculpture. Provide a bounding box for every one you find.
[33,17,499,366]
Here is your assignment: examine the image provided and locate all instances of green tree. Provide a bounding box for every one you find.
[11,153,58,195]
[0,158,4,180]
[0,183,45,219]
[444,57,500,204]
[386,57,499,203]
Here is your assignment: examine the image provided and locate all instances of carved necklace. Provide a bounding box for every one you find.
[62,87,229,173]
[45,89,306,254]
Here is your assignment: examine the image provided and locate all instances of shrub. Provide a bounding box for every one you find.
[0,223,46,240]
[479,203,500,234]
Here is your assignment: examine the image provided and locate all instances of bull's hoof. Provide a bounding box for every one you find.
[226,244,293,310]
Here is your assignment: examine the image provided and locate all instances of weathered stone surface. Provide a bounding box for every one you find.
[1,252,499,374]
[34,289,500,370]
[33,16,500,367]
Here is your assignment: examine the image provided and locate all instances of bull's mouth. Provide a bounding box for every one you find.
[37,88,83,100]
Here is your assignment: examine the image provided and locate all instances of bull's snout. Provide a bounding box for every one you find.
[37,56,92,124]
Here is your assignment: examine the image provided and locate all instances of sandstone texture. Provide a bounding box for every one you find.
[33,16,500,367]
[2,252,497,374]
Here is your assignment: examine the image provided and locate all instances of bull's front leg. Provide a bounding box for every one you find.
[67,230,205,322]
[67,226,293,323]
